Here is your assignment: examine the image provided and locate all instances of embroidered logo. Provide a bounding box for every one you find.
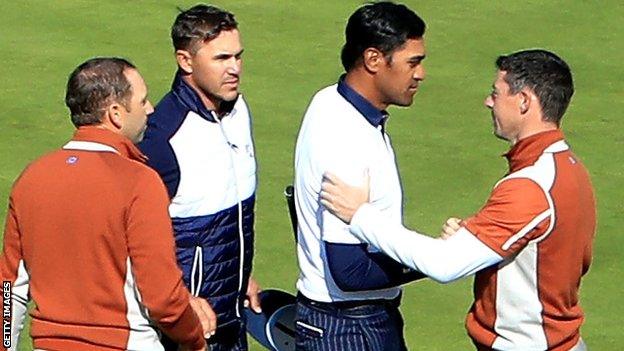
[66,156,78,165]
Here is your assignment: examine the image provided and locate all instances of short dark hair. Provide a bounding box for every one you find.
[171,4,238,53]
[341,1,426,71]
[65,57,136,127]
[496,49,574,124]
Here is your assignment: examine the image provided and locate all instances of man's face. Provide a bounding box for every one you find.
[189,29,243,110]
[376,38,426,107]
[484,70,522,142]
[120,69,153,143]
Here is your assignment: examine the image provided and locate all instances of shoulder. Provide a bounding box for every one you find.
[307,84,343,110]
[304,84,365,130]
[112,157,169,196]
[146,91,190,136]
[11,149,64,189]
[139,92,190,153]
[490,177,547,206]
[232,94,252,121]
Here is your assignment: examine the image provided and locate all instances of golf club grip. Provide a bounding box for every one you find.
[284,185,298,242]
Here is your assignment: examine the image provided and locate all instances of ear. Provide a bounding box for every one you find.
[519,90,532,115]
[362,48,384,73]
[106,104,124,129]
[175,49,193,74]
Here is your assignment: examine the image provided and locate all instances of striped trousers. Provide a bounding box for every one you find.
[295,295,407,351]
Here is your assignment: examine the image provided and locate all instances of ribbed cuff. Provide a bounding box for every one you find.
[161,304,206,350]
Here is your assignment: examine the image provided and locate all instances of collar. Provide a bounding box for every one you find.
[337,74,388,128]
[70,126,147,163]
[171,71,237,122]
[504,129,565,173]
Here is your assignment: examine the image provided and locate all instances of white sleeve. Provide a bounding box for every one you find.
[9,260,30,350]
[349,204,503,283]
[320,149,368,245]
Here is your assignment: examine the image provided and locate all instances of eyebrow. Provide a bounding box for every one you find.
[408,54,426,63]
[214,48,244,60]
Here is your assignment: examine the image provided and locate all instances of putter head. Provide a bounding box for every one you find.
[245,289,296,351]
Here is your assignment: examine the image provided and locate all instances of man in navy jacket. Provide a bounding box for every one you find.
[139,5,260,351]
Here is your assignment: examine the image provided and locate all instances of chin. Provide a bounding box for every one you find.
[395,97,414,107]
[221,91,239,102]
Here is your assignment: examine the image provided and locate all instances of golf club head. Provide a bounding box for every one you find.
[245,289,296,351]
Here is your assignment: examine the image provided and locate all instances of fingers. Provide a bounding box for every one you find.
[322,172,339,186]
[447,217,462,230]
[189,297,217,338]
[245,277,262,313]
[440,217,463,240]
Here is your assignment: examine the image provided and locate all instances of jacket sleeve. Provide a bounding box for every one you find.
[325,241,425,291]
[1,195,30,351]
[350,204,503,283]
[125,170,205,349]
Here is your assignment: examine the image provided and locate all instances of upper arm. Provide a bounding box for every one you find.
[464,178,551,258]
[1,195,27,288]
[319,140,369,245]
[124,172,188,320]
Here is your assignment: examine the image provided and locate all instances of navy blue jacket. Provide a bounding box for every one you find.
[138,73,256,330]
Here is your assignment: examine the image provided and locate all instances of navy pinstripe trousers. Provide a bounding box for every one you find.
[295,296,407,351]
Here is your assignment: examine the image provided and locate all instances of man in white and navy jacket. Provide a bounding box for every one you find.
[139,5,260,351]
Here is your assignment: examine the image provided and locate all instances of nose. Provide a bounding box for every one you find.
[414,63,425,81]
[484,95,494,108]
[228,57,242,76]
[145,100,155,115]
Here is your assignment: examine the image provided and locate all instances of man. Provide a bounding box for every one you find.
[0,57,215,351]
[293,2,428,350]
[138,4,260,350]
[321,49,595,351]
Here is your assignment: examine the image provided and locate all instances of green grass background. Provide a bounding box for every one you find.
[1,1,622,350]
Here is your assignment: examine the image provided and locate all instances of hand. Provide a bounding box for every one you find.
[320,171,370,224]
[244,276,262,313]
[189,296,217,338]
[440,217,462,240]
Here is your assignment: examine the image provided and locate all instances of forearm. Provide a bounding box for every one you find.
[126,177,205,346]
[2,200,29,350]
[325,241,424,291]
[349,204,502,283]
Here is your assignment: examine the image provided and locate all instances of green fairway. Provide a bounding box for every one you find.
[1,1,622,350]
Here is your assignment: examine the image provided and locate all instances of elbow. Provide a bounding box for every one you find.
[332,274,362,292]
[328,262,362,291]
[430,276,456,284]
[426,269,461,284]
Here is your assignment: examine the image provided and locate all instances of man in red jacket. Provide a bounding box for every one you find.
[1,57,215,351]
[321,49,595,351]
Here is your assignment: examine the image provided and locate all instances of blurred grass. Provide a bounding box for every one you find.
[1,1,622,349]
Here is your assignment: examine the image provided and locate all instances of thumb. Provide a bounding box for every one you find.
[249,293,262,313]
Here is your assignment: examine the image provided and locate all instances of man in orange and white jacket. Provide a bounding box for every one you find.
[1,57,215,351]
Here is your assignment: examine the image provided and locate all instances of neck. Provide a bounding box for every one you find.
[344,69,387,111]
[512,122,559,145]
[181,74,222,114]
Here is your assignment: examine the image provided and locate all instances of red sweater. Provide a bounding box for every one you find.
[1,127,205,350]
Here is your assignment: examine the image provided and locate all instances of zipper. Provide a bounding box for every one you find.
[190,246,203,296]
[215,112,246,318]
